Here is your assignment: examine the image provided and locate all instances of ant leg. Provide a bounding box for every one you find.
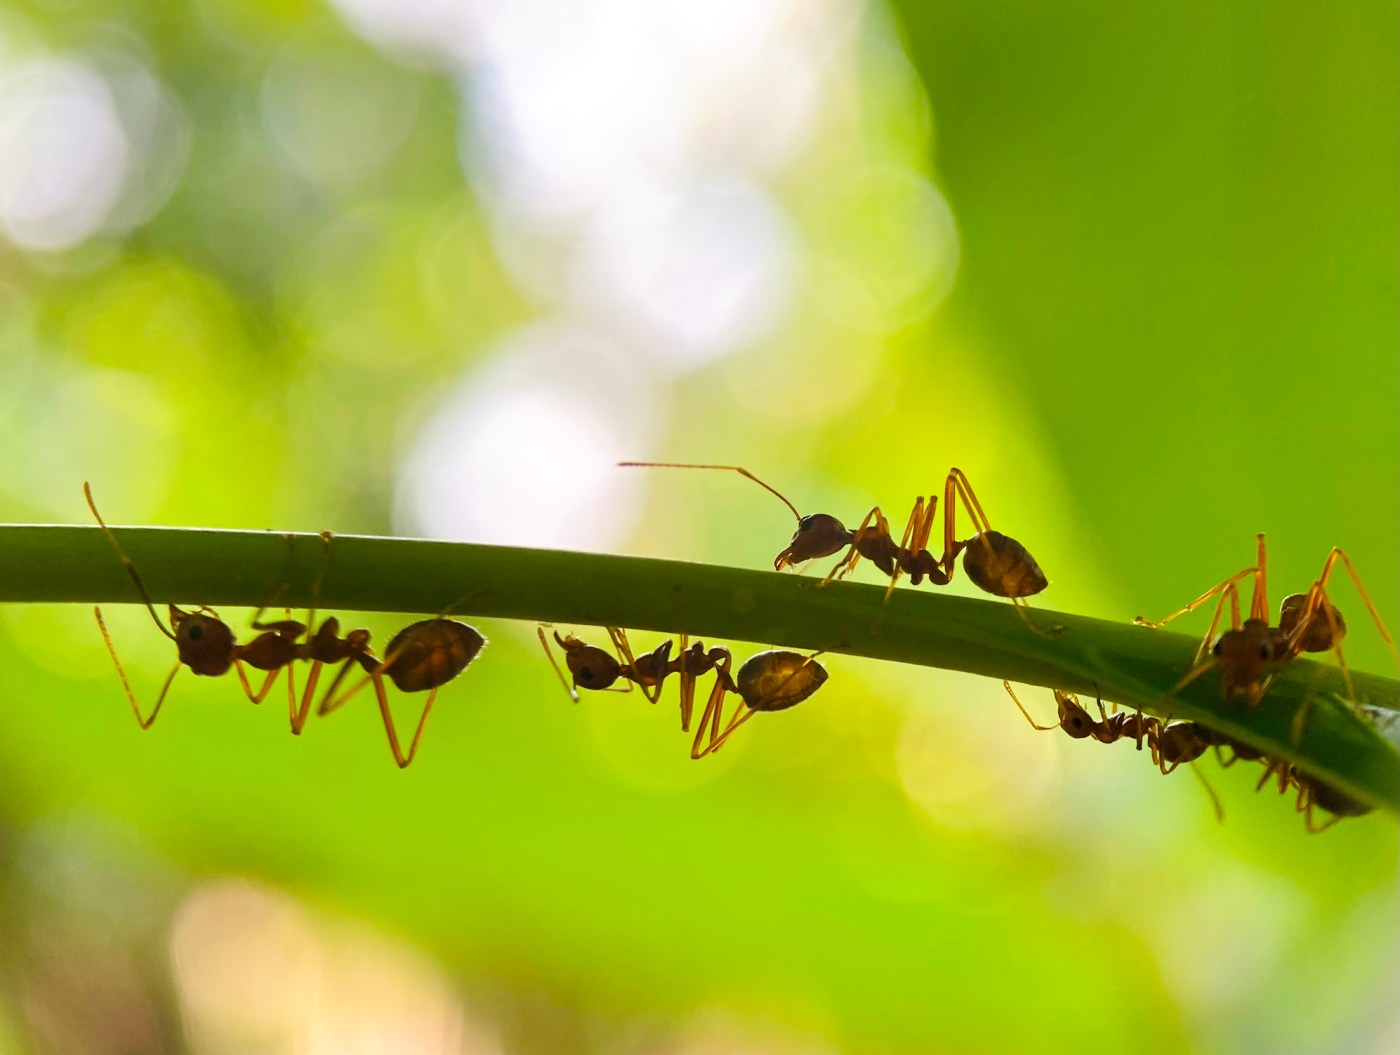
[371,674,437,769]
[1001,681,1058,731]
[607,627,651,702]
[942,469,998,576]
[537,625,579,703]
[696,703,757,759]
[1310,548,1399,661]
[1249,533,1269,623]
[690,673,733,759]
[1188,763,1226,823]
[881,498,927,601]
[232,660,285,705]
[819,506,882,586]
[1133,565,1259,631]
[290,661,327,734]
[93,606,177,729]
[314,659,363,717]
[674,633,695,730]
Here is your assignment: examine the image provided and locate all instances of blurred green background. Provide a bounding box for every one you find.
[0,1,1395,1053]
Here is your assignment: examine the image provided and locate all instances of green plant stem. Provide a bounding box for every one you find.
[3,524,1397,814]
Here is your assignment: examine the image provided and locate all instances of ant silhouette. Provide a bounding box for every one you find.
[541,627,827,758]
[87,483,305,728]
[1135,533,1397,737]
[1253,759,1372,834]
[619,462,1047,606]
[1003,682,1223,818]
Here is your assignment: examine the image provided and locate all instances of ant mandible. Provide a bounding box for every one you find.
[619,462,1047,606]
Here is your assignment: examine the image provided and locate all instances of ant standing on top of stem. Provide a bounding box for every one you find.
[618,462,1048,606]
[1134,533,1397,737]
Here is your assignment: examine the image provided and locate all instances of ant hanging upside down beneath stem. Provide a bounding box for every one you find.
[85,483,484,766]
[539,626,827,759]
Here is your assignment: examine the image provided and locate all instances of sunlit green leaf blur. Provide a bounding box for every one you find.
[0,1,1395,1053]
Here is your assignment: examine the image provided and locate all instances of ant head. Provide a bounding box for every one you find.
[735,650,828,712]
[774,514,852,569]
[1210,619,1279,699]
[1053,691,1094,738]
[1278,592,1346,654]
[170,606,236,676]
[383,618,485,693]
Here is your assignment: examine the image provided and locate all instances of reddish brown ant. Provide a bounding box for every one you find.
[1135,534,1397,735]
[618,462,1047,606]
[541,627,827,758]
[1253,759,1372,833]
[1003,681,1223,817]
[540,627,730,731]
[87,482,306,728]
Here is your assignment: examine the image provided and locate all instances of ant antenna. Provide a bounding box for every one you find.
[619,461,802,523]
[84,482,176,642]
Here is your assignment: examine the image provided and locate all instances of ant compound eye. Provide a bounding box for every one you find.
[798,516,818,531]
[1212,639,1224,657]
[579,668,594,683]
[188,624,203,641]
[1258,644,1270,661]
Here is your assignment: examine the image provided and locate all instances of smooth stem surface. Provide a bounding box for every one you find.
[2,524,1397,813]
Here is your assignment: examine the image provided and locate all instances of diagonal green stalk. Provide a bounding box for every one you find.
[2,523,1397,814]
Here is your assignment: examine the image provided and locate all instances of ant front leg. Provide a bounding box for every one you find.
[1001,681,1059,732]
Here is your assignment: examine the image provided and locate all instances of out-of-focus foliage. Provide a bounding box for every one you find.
[0,1,1394,1053]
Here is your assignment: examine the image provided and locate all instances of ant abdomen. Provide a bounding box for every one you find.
[383,619,486,693]
[735,650,828,713]
[960,531,1047,599]
[1278,592,1346,653]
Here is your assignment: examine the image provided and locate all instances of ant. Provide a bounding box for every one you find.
[541,628,827,758]
[1003,682,1223,818]
[1253,759,1372,834]
[540,627,731,731]
[1002,682,1212,773]
[317,615,486,768]
[87,482,306,728]
[619,462,1047,606]
[1135,533,1397,734]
